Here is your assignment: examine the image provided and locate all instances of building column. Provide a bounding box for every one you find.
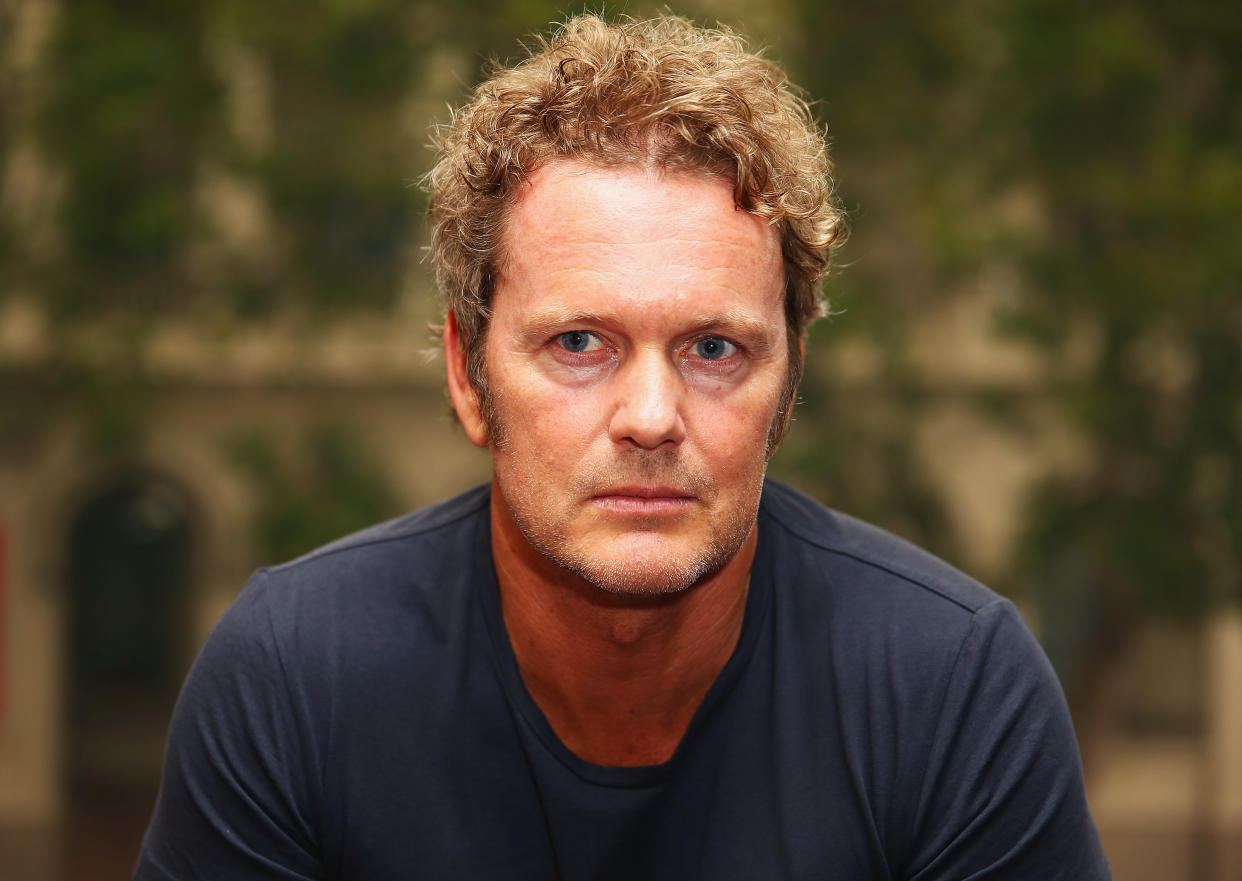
[1206,608,1242,880]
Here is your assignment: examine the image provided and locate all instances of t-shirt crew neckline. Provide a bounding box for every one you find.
[474,486,775,789]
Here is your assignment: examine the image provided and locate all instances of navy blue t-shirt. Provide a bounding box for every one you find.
[136,480,1110,880]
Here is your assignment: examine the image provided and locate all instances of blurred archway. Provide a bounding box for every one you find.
[64,473,194,879]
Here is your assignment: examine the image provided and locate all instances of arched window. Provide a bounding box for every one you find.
[64,473,193,871]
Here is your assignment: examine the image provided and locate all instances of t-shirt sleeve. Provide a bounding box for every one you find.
[135,570,324,881]
[902,599,1110,880]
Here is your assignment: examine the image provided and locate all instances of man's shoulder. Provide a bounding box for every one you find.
[267,483,491,576]
[759,478,998,616]
[216,484,492,668]
[231,484,491,627]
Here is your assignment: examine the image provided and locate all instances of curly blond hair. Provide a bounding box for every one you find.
[428,14,845,445]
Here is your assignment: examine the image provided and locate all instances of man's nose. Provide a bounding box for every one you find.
[608,352,687,449]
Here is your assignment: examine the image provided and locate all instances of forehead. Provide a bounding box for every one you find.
[497,162,785,320]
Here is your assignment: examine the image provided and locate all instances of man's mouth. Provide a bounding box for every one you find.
[589,485,697,515]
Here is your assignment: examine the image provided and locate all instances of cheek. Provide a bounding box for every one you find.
[698,378,785,447]
[493,370,606,455]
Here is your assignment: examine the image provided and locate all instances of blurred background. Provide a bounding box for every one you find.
[0,0,1238,878]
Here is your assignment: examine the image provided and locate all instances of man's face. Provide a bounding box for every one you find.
[450,162,790,595]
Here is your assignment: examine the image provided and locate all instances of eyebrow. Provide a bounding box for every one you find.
[517,307,779,355]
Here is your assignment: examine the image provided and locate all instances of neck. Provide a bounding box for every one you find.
[489,480,755,767]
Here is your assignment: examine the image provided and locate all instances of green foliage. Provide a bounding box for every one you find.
[979,1,1242,624]
[220,0,416,100]
[39,1,221,320]
[771,321,961,562]
[214,0,421,315]
[770,395,959,562]
[224,422,401,565]
[70,362,153,454]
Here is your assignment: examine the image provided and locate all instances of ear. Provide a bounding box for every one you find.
[443,311,489,448]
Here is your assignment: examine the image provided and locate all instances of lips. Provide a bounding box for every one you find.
[589,486,697,516]
[595,485,695,500]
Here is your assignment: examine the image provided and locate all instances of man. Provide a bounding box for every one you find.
[137,15,1110,880]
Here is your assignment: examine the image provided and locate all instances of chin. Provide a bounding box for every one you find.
[570,560,706,596]
[541,534,737,597]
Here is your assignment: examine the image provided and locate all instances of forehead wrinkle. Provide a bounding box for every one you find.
[515,226,776,261]
[506,241,781,295]
[507,164,778,250]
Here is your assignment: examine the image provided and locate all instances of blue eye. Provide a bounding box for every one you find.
[694,337,736,360]
[558,331,596,353]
